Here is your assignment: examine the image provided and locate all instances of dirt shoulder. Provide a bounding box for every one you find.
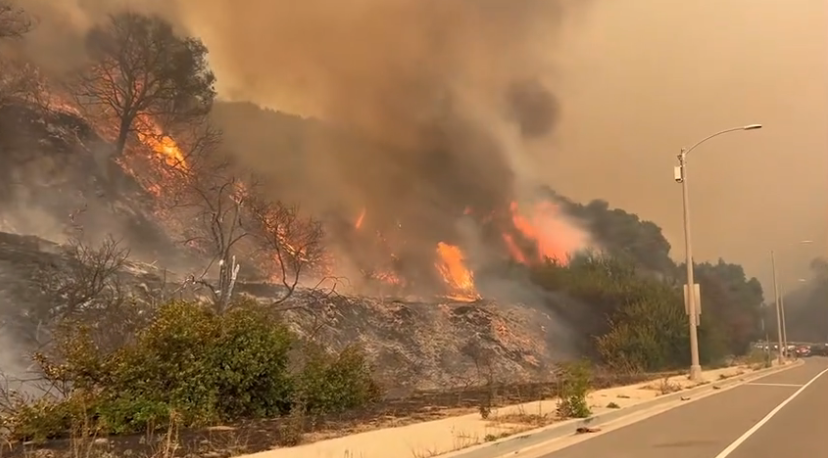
[3,365,767,458]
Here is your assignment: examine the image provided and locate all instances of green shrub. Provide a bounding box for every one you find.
[556,360,592,418]
[294,343,382,414]
[209,305,295,418]
[7,299,380,440]
[595,287,688,372]
[530,253,732,373]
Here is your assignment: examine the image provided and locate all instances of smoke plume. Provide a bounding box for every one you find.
[15,0,591,293]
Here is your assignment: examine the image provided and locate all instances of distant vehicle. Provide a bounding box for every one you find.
[809,344,828,356]
[796,346,810,357]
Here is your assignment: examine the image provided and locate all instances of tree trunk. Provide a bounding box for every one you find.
[114,116,133,156]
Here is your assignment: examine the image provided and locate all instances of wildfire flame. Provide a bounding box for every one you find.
[355,208,366,229]
[135,115,187,170]
[501,233,528,264]
[435,242,480,302]
[114,105,578,299]
[509,201,569,264]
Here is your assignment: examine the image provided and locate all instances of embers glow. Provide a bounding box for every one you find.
[354,208,366,229]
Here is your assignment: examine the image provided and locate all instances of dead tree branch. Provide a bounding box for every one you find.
[246,195,326,306]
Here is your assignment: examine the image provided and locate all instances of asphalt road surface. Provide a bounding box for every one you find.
[539,357,828,458]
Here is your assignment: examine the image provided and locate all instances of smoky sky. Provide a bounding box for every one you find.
[14,0,825,292]
[544,0,828,292]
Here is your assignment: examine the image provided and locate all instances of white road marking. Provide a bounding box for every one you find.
[714,366,828,458]
[745,382,803,387]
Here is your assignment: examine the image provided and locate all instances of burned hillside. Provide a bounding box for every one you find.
[0,87,672,387]
[0,102,197,271]
[0,90,605,388]
[0,229,571,391]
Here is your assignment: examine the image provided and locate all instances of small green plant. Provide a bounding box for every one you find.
[606,402,620,409]
[556,360,592,419]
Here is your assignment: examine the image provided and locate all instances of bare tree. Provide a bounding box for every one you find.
[246,195,327,305]
[23,233,155,358]
[0,56,41,107]
[137,116,332,314]
[67,11,216,156]
[169,159,332,312]
[180,170,250,313]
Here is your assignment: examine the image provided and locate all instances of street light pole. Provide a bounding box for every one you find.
[676,124,762,382]
[780,284,788,357]
[771,250,783,363]
[678,149,702,380]
[772,240,813,360]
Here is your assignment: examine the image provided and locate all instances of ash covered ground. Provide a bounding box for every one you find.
[0,101,600,391]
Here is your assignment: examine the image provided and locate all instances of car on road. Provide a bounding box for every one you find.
[809,344,828,356]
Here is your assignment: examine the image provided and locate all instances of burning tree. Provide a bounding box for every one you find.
[151,122,328,312]
[245,193,327,304]
[67,11,216,156]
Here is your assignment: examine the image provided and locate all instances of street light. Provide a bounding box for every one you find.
[771,240,814,361]
[771,250,784,363]
[675,124,762,382]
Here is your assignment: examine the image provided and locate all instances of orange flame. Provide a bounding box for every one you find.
[509,201,570,264]
[355,208,366,229]
[136,115,187,169]
[435,242,480,301]
[501,233,528,264]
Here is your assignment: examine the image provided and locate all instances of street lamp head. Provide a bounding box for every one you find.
[742,124,762,130]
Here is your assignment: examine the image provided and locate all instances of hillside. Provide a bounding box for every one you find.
[0,96,684,387]
[0,101,586,391]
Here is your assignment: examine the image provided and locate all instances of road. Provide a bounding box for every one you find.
[538,357,828,458]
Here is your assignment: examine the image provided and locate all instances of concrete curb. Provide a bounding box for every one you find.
[443,360,804,458]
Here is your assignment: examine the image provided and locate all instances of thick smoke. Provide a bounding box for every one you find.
[15,0,590,292]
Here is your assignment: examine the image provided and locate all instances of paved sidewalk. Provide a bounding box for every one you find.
[240,363,781,458]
